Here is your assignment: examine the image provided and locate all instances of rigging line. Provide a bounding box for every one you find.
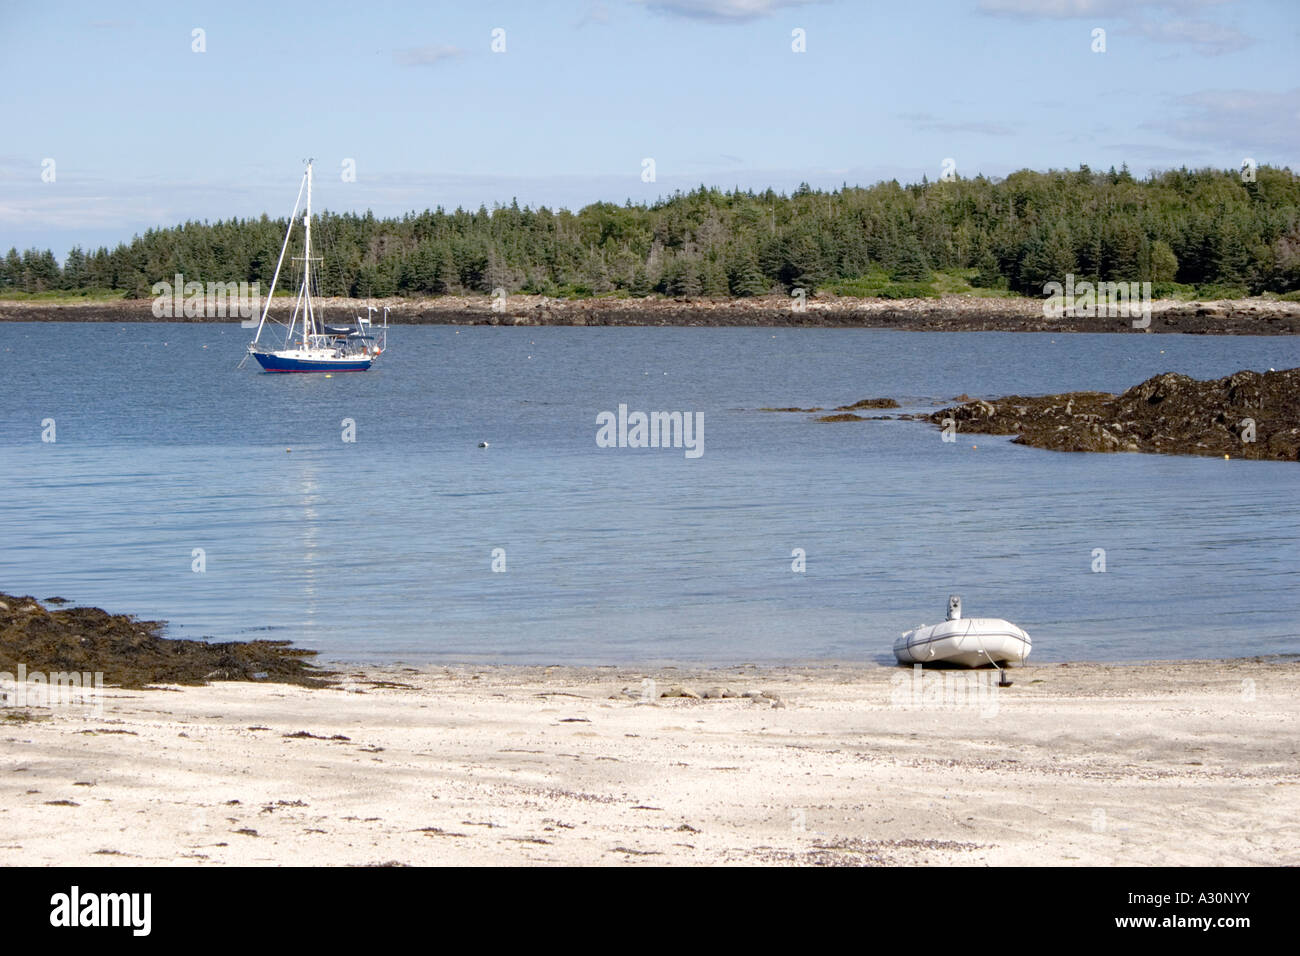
[252,168,309,345]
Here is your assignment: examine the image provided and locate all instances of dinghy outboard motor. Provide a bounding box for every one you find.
[946,594,962,621]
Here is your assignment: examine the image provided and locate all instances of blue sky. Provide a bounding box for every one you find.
[3,0,1298,258]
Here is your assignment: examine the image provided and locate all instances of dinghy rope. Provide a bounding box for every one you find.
[969,619,1012,686]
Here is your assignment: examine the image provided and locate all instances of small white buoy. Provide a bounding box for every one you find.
[478,441,489,448]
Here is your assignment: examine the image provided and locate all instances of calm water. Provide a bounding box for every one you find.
[1,321,1297,664]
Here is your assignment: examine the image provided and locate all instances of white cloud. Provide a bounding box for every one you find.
[897,112,1016,136]
[577,2,613,27]
[977,0,1251,55]
[1145,87,1300,158]
[393,45,464,68]
[634,0,825,23]
[979,0,1232,16]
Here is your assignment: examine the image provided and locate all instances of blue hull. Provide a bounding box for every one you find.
[253,353,372,373]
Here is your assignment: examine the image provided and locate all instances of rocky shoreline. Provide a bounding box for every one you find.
[760,368,1300,460]
[928,368,1300,460]
[3,293,1299,334]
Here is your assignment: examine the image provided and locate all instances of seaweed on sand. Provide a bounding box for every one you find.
[0,592,333,688]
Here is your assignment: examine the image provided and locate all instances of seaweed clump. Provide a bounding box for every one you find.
[0,592,332,688]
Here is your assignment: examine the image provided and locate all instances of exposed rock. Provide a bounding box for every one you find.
[834,397,901,411]
[931,368,1300,461]
[659,686,700,699]
[814,413,866,423]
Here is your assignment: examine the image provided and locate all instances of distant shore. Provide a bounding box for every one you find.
[3,657,1295,866]
[3,293,1299,334]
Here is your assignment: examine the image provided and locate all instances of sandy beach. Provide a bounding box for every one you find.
[1,658,1295,866]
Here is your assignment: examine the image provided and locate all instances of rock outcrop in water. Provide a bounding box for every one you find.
[0,593,330,687]
[834,397,900,410]
[931,368,1300,460]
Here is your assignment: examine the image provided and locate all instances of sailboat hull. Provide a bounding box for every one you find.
[252,351,372,372]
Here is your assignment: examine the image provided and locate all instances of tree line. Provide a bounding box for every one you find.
[4,164,1298,299]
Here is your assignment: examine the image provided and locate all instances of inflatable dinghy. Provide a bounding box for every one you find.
[894,595,1031,667]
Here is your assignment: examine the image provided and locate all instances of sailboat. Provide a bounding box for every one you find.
[246,160,387,372]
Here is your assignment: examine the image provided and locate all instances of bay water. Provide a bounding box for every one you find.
[1,321,1296,664]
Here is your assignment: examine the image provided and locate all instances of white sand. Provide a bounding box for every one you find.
[1,659,1296,866]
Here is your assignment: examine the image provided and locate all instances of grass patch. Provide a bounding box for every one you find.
[1192,283,1251,300]
[824,267,1018,300]
[0,288,130,304]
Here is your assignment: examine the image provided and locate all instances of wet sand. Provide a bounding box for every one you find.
[1,658,1295,866]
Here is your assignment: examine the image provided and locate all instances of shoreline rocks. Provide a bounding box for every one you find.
[834,397,900,410]
[4,293,1299,334]
[930,368,1300,460]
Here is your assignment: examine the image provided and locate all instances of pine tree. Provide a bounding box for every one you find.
[62,247,88,289]
[970,246,1002,288]
[1150,240,1178,284]
[889,234,931,282]
[727,248,768,297]
[629,264,651,297]
[701,258,729,297]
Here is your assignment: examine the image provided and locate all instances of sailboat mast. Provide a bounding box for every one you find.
[303,160,313,347]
